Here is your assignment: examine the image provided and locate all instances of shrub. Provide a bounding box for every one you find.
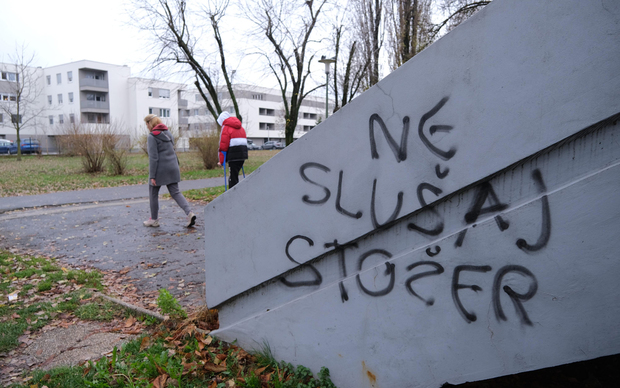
[57,122,129,174]
[190,129,220,170]
[103,134,129,176]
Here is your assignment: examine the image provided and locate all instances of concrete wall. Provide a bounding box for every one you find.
[204,1,620,387]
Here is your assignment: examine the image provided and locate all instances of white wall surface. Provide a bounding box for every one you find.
[204,0,620,307]
[214,117,620,387]
[204,0,620,386]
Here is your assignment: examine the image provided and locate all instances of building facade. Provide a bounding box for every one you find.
[184,84,324,147]
[1,60,326,151]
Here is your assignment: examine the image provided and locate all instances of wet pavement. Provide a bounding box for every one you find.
[0,177,225,307]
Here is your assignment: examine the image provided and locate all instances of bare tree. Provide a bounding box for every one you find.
[385,0,434,70]
[430,0,491,40]
[0,46,45,161]
[130,0,241,123]
[352,0,384,88]
[331,24,370,112]
[245,0,328,145]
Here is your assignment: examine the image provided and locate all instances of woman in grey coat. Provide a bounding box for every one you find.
[143,114,196,227]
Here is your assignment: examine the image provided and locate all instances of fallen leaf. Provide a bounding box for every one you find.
[152,374,168,388]
[204,363,227,373]
[124,316,137,328]
[140,336,151,352]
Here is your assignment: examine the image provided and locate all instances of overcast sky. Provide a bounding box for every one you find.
[0,0,156,73]
[1,0,291,88]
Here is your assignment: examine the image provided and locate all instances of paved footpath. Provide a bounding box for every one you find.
[0,177,228,308]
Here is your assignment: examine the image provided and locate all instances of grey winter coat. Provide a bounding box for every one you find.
[147,126,181,186]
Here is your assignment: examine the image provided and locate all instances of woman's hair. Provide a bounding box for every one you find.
[144,114,162,127]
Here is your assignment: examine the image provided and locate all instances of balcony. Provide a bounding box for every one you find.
[179,117,189,126]
[178,99,188,107]
[80,100,110,113]
[79,78,109,92]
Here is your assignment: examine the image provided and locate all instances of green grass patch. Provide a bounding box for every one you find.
[66,269,103,289]
[4,283,337,387]
[0,150,279,197]
[0,251,110,355]
[173,185,226,203]
[75,298,125,321]
[15,329,338,388]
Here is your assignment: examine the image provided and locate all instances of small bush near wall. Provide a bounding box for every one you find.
[190,129,219,170]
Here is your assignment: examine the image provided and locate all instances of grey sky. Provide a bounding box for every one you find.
[0,0,148,70]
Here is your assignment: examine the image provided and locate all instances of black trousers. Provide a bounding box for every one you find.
[228,160,244,188]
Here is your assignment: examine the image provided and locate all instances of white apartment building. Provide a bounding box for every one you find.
[184,84,324,146]
[1,60,326,151]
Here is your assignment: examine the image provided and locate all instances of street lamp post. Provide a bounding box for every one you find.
[318,55,336,119]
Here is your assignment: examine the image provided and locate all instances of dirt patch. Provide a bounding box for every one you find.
[0,319,139,386]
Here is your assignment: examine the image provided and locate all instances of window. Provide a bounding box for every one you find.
[148,87,153,97]
[46,75,51,85]
[259,122,274,131]
[85,71,105,80]
[303,125,314,132]
[47,95,52,105]
[49,115,54,125]
[159,108,170,117]
[57,94,63,104]
[1,94,17,101]
[56,73,61,84]
[68,92,73,103]
[252,94,265,100]
[86,93,106,101]
[149,108,153,114]
[11,114,22,124]
[303,112,317,120]
[59,114,64,124]
[193,109,199,116]
[69,113,75,124]
[1,72,18,81]
[87,113,107,123]
[0,114,3,122]
[67,71,73,82]
[159,89,170,99]
[259,108,275,116]
[195,94,201,102]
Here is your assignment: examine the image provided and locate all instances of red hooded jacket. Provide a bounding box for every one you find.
[219,117,248,164]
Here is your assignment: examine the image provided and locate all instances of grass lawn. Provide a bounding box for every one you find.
[0,150,278,197]
[0,250,337,388]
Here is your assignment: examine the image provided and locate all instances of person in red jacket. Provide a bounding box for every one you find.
[217,111,248,188]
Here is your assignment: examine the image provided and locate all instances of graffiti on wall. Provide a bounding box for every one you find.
[283,97,550,326]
